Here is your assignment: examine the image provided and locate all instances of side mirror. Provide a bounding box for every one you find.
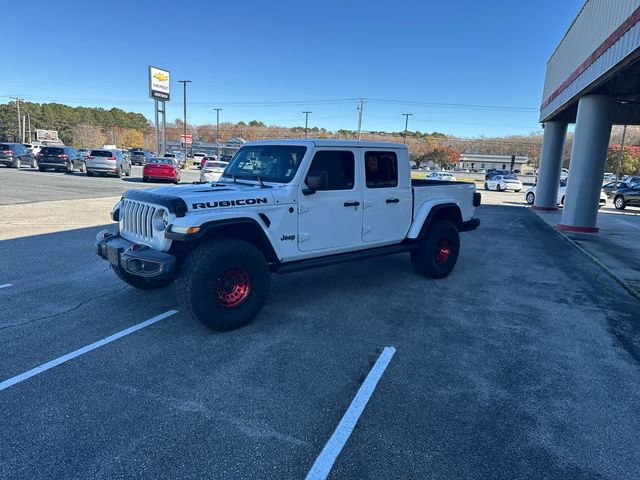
[303,171,327,195]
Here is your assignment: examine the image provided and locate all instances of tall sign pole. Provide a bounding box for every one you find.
[616,125,627,182]
[149,66,170,155]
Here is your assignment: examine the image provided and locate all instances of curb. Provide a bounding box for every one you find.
[526,207,640,301]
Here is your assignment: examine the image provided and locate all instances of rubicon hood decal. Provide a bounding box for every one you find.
[192,198,268,209]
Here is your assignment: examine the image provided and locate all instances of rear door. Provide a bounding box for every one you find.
[297,148,363,252]
[361,150,412,244]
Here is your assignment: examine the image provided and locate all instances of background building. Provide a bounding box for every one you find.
[459,153,530,172]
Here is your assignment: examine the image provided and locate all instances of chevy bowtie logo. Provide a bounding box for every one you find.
[153,72,168,82]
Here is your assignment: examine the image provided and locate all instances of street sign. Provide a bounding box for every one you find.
[149,66,170,101]
[180,134,193,144]
[36,129,58,142]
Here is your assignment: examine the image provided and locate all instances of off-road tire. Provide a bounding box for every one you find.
[411,219,460,279]
[111,264,174,289]
[176,239,271,331]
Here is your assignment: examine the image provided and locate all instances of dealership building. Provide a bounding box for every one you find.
[536,0,640,232]
[459,154,530,172]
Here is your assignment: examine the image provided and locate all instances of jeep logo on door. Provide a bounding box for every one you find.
[192,198,268,209]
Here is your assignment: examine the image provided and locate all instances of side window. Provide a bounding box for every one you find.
[306,150,355,191]
[365,151,398,188]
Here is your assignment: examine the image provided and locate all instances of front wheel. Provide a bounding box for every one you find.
[31,158,37,168]
[496,184,502,192]
[526,192,535,204]
[67,162,74,174]
[484,183,489,191]
[614,195,626,210]
[14,158,21,169]
[176,239,271,331]
[411,220,460,279]
[111,264,174,289]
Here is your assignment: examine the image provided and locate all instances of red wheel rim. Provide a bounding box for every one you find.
[215,268,250,307]
[435,238,451,264]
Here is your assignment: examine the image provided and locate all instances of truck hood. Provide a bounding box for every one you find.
[140,182,276,213]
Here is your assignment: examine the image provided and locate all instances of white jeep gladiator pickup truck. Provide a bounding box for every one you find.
[95,140,480,330]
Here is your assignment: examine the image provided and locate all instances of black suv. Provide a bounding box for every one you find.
[37,146,86,173]
[613,184,640,210]
[0,143,36,168]
[130,149,153,165]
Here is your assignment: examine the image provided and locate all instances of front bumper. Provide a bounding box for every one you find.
[95,230,176,278]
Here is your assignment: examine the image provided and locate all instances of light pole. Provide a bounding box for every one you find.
[402,113,413,144]
[303,111,311,138]
[214,108,222,160]
[178,80,191,166]
[617,125,627,182]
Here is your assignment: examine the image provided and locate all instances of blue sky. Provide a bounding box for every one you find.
[3,0,583,137]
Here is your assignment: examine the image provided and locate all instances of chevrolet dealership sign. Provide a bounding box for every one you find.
[149,66,170,101]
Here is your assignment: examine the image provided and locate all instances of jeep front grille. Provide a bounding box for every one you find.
[120,199,159,244]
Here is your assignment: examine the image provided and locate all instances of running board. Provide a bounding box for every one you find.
[272,243,418,274]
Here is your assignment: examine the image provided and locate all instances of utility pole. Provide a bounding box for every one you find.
[27,112,31,143]
[357,99,365,141]
[178,80,192,166]
[303,111,311,138]
[616,124,627,182]
[402,113,413,144]
[22,115,26,143]
[10,97,21,142]
[214,108,222,160]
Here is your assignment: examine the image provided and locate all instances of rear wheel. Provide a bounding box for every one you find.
[176,239,271,331]
[115,166,122,178]
[79,162,85,172]
[411,220,460,279]
[526,192,535,204]
[111,264,174,289]
[14,158,21,169]
[30,158,37,168]
[484,183,489,190]
[614,195,626,210]
[126,164,131,176]
[67,162,74,174]
[496,184,502,192]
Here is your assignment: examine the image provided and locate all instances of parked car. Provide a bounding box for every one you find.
[474,168,486,173]
[454,167,470,173]
[78,148,91,158]
[86,149,131,177]
[613,184,640,210]
[193,152,207,168]
[0,143,37,168]
[23,143,43,157]
[95,140,481,331]
[525,180,606,208]
[199,160,229,183]
[163,151,185,168]
[142,157,181,183]
[485,169,510,180]
[130,149,153,165]
[426,172,457,182]
[485,175,522,192]
[603,172,616,181]
[37,146,85,173]
[602,181,632,197]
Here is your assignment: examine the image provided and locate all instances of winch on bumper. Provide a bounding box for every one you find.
[95,230,176,278]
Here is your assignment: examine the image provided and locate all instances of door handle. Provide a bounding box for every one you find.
[386,198,400,204]
[344,201,360,207]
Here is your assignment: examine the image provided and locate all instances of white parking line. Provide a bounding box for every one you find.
[617,219,640,230]
[0,309,178,392]
[0,284,12,289]
[305,346,396,480]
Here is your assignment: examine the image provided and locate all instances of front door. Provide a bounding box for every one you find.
[297,149,362,252]
[362,149,412,243]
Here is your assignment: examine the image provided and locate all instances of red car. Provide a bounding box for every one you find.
[142,158,181,183]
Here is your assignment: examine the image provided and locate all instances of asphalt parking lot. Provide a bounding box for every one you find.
[1,168,640,479]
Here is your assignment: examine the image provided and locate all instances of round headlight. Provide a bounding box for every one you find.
[152,209,169,231]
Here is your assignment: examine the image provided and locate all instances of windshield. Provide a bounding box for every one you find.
[223,145,307,183]
[146,158,174,165]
